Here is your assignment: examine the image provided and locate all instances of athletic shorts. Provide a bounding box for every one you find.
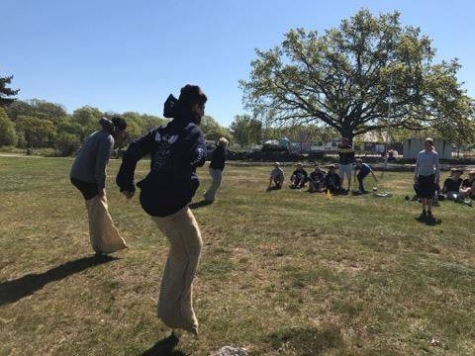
[339,164,353,180]
[416,174,436,199]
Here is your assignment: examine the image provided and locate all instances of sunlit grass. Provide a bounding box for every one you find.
[1,157,475,355]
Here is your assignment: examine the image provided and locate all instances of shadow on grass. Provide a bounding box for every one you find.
[0,255,118,306]
[189,200,213,210]
[139,334,187,356]
[267,326,343,356]
[415,217,442,226]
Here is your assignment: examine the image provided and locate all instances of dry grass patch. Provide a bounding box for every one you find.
[1,157,475,355]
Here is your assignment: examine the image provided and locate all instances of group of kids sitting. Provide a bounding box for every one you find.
[268,160,475,205]
[267,159,378,194]
[423,167,475,206]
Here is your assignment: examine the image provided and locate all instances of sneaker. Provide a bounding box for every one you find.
[418,211,427,220]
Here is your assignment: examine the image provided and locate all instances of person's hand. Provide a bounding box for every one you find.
[98,189,106,201]
[122,190,135,199]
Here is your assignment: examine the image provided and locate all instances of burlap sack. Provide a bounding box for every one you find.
[85,195,127,254]
[152,207,202,334]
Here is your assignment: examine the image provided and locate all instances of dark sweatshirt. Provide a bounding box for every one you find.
[116,109,206,217]
[70,119,114,190]
[209,145,226,171]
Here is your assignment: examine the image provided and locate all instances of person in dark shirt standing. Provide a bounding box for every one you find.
[338,137,355,192]
[70,116,128,256]
[203,137,228,202]
[116,85,207,336]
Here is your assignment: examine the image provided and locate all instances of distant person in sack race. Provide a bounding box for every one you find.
[203,137,228,203]
[116,85,207,336]
[70,116,128,256]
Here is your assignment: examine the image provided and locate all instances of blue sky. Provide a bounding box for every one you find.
[2,0,474,126]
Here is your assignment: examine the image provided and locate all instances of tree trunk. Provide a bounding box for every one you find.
[338,126,355,145]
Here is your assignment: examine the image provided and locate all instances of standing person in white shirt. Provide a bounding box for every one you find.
[414,138,440,221]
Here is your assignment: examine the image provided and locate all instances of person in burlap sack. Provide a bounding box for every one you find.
[203,137,228,203]
[116,85,207,336]
[70,116,128,256]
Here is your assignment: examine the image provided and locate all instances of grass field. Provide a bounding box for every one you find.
[1,156,475,356]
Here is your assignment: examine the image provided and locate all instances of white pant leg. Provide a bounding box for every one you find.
[203,168,223,202]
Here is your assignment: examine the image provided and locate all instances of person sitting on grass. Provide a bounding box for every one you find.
[460,170,475,200]
[441,167,463,201]
[268,162,284,190]
[354,158,378,193]
[323,164,341,193]
[290,163,308,189]
[307,165,326,193]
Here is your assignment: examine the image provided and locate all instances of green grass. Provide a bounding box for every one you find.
[1,157,475,355]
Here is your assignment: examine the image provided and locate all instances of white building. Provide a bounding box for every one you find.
[403,138,452,159]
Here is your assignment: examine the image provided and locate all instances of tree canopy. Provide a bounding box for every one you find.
[0,108,17,147]
[230,115,262,147]
[0,75,20,107]
[241,9,474,143]
[200,115,231,142]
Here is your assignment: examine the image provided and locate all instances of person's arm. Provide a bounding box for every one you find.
[414,152,420,182]
[371,170,378,183]
[189,126,207,168]
[94,135,114,197]
[116,130,155,197]
[434,153,440,183]
[370,168,378,182]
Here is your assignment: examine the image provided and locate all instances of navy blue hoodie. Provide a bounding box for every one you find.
[116,102,206,217]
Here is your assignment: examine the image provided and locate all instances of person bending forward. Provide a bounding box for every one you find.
[70,117,128,255]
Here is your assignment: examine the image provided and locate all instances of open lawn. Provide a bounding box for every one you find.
[1,156,475,356]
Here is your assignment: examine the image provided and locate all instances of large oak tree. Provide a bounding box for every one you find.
[241,9,473,143]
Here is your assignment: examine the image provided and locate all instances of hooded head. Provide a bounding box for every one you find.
[100,116,127,138]
[163,85,207,125]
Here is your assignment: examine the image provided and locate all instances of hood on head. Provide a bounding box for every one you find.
[163,94,199,125]
[99,118,114,134]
